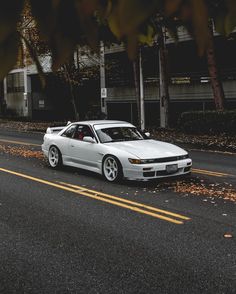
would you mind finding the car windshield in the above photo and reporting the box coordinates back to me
[96,127,144,143]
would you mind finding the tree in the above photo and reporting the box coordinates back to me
[18,2,101,120]
[207,22,225,111]
[168,1,232,111]
[151,1,231,115]
[58,49,100,120]
[0,0,236,124]
[0,0,235,80]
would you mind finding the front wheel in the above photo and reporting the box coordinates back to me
[102,155,123,182]
[48,146,62,168]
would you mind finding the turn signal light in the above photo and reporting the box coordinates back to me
[128,158,142,164]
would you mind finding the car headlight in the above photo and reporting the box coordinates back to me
[140,159,156,164]
[128,158,156,164]
[128,158,142,164]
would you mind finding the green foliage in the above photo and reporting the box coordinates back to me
[0,0,24,42]
[213,0,236,35]
[0,0,24,79]
[178,110,236,135]
[0,33,20,80]
[0,0,236,80]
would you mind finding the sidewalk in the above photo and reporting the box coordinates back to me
[0,119,236,153]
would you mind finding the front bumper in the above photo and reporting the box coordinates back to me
[123,159,192,180]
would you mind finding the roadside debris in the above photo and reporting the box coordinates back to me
[224,234,233,238]
[174,180,236,203]
[152,128,236,153]
[145,177,236,203]
[0,144,44,159]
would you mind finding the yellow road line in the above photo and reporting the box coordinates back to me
[0,139,40,147]
[192,168,230,177]
[58,181,190,221]
[0,167,191,225]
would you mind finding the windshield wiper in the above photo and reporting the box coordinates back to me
[103,139,128,143]
[103,138,144,143]
[124,138,143,141]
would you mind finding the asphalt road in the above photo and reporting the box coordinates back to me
[0,130,235,293]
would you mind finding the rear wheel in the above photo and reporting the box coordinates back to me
[48,146,62,168]
[102,155,123,182]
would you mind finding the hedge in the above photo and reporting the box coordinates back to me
[178,110,236,135]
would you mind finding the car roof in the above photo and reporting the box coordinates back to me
[71,120,134,127]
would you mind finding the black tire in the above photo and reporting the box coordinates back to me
[48,146,62,169]
[102,155,123,182]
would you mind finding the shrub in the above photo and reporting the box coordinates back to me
[178,110,236,135]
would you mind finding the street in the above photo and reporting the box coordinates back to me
[0,130,235,293]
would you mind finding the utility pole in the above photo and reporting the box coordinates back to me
[100,42,107,116]
[159,26,169,128]
[133,58,140,127]
[133,49,145,130]
[139,48,145,130]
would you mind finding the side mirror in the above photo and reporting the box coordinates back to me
[144,132,151,138]
[83,136,96,143]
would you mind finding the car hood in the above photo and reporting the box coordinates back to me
[107,140,187,159]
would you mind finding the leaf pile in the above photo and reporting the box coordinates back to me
[0,144,44,159]
[174,180,236,202]
[145,177,236,203]
[0,119,64,133]
[151,128,236,153]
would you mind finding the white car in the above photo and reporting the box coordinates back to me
[42,120,192,182]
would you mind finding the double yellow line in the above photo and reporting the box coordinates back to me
[0,167,190,225]
[58,181,190,224]
[192,168,230,178]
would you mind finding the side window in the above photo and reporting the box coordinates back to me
[61,125,77,138]
[74,125,94,141]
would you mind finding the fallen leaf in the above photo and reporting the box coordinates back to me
[224,234,233,238]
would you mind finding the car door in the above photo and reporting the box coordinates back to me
[68,124,102,170]
[57,124,77,162]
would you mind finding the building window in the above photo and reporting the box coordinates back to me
[105,52,134,87]
[7,72,24,93]
[171,77,191,84]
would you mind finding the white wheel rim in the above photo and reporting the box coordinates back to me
[49,147,59,167]
[104,157,118,181]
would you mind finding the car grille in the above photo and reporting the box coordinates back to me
[152,154,189,163]
[143,171,156,177]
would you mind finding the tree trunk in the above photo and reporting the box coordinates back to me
[133,57,141,128]
[63,64,80,121]
[158,27,169,128]
[0,81,4,114]
[207,25,225,111]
